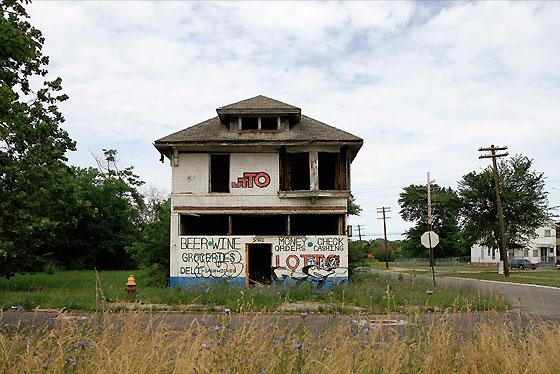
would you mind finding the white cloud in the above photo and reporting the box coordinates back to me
[26,0,560,239]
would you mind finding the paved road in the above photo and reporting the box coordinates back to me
[370,269,560,321]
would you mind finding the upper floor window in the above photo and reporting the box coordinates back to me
[210,154,229,192]
[279,149,348,192]
[544,229,551,237]
[280,152,310,191]
[236,116,281,131]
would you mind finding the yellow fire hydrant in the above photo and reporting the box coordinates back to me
[126,274,136,296]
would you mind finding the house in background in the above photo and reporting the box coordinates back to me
[470,224,557,267]
[154,96,362,289]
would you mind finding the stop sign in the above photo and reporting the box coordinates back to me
[421,231,439,248]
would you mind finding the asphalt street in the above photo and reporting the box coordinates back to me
[371,269,560,321]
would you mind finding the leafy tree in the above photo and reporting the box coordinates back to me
[347,197,361,216]
[126,197,171,286]
[458,155,549,256]
[57,150,145,270]
[0,0,76,277]
[398,184,466,258]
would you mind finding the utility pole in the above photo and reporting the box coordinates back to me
[479,145,510,277]
[427,171,432,231]
[426,172,437,287]
[357,225,364,242]
[377,207,391,269]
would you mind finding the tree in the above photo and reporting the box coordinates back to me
[0,0,76,277]
[56,149,145,270]
[398,184,466,258]
[126,197,171,286]
[458,154,549,255]
[347,197,361,216]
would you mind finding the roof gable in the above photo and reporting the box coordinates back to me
[154,96,363,155]
[216,95,301,122]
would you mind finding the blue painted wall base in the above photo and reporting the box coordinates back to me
[170,277,246,290]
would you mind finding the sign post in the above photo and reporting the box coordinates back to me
[421,231,439,288]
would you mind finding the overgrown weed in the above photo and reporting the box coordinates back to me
[1,310,559,373]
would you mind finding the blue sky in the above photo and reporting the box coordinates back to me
[28,1,560,239]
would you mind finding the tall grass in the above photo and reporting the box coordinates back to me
[1,310,559,373]
[0,270,508,313]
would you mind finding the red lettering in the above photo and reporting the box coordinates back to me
[326,255,340,267]
[301,254,312,266]
[244,173,257,188]
[254,172,270,187]
[286,255,300,270]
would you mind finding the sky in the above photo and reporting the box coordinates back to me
[27,1,560,240]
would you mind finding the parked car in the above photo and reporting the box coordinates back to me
[509,259,537,270]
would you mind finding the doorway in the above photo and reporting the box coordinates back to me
[246,244,272,286]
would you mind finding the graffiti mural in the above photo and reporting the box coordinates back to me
[180,251,244,278]
[231,172,271,188]
[272,264,347,289]
[171,235,348,289]
[271,237,348,289]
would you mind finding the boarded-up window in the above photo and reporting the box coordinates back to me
[210,154,229,192]
[280,150,310,191]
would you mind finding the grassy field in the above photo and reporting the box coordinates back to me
[0,269,508,313]
[1,310,559,373]
[442,270,560,288]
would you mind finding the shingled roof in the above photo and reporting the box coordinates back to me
[154,96,362,150]
[216,95,301,122]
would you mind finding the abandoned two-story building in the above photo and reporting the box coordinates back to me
[154,96,362,289]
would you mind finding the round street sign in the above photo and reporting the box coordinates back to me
[421,231,439,248]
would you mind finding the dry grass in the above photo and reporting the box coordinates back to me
[2,309,560,373]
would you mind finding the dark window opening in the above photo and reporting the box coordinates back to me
[210,154,229,192]
[231,215,287,235]
[180,214,229,235]
[280,152,310,191]
[261,117,278,130]
[319,152,337,190]
[242,117,258,130]
[248,244,272,285]
[290,214,341,235]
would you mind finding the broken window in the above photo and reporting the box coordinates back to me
[210,154,229,192]
[242,117,258,130]
[180,214,229,235]
[280,150,310,191]
[318,150,347,191]
[290,214,341,235]
[319,152,337,190]
[231,215,287,235]
[260,117,278,130]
